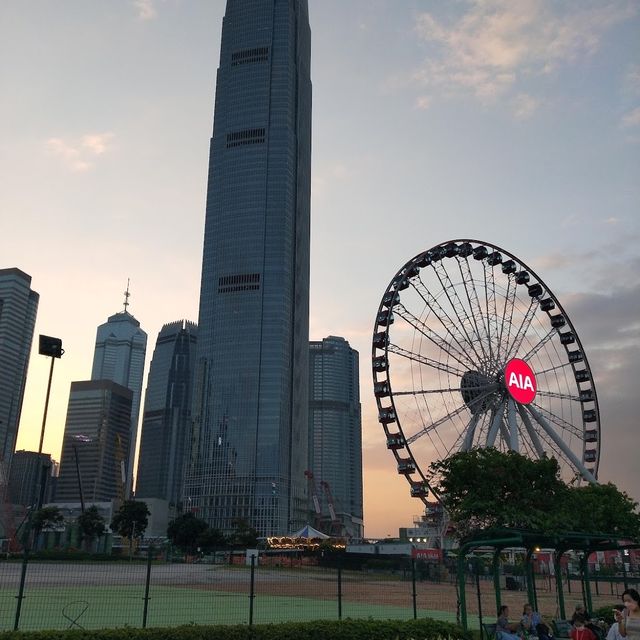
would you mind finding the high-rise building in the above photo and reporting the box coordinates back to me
[0,268,39,465]
[136,320,197,506]
[184,0,312,536]
[56,380,132,503]
[8,450,53,507]
[91,301,146,497]
[308,336,363,539]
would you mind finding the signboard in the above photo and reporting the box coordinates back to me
[505,358,537,404]
[412,548,443,561]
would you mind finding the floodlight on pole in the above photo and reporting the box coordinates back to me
[72,434,91,513]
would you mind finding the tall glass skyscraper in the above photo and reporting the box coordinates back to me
[309,337,363,539]
[91,308,147,498]
[136,320,197,506]
[184,0,311,536]
[0,268,39,466]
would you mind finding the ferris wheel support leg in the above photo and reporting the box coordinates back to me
[525,406,597,484]
[517,404,546,458]
[507,399,519,453]
[462,413,481,451]
[486,402,506,447]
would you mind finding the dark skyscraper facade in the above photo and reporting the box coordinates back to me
[309,337,363,539]
[184,0,311,536]
[0,268,39,466]
[56,380,132,503]
[136,320,197,506]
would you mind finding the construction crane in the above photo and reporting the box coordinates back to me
[319,480,345,537]
[304,470,322,530]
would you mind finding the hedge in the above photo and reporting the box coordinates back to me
[0,618,472,640]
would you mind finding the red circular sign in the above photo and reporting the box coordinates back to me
[504,358,537,404]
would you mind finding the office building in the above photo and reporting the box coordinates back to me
[56,380,132,503]
[309,336,363,539]
[136,320,197,506]
[184,0,312,535]
[8,450,53,507]
[0,268,39,465]
[91,301,146,497]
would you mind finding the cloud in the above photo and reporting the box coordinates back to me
[512,93,539,119]
[45,132,115,172]
[415,95,431,110]
[621,107,640,127]
[134,0,157,20]
[412,0,635,105]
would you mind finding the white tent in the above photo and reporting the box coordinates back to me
[290,524,330,539]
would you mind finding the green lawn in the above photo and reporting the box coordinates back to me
[0,586,476,632]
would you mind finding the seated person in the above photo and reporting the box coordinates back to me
[606,606,625,640]
[571,615,597,640]
[521,603,553,640]
[572,606,591,625]
[498,605,523,640]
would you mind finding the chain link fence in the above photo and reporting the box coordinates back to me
[1,551,637,632]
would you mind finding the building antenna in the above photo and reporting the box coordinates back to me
[123,278,131,313]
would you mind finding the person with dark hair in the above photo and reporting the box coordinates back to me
[522,603,553,640]
[571,615,597,640]
[498,605,523,640]
[608,605,627,640]
[615,588,640,640]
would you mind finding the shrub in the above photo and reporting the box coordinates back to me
[0,618,472,640]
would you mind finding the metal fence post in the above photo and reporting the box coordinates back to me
[476,561,484,640]
[13,547,29,631]
[411,558,418,619]
[142,544,153,628]
[249,554,255,627]
[337,561,342,620]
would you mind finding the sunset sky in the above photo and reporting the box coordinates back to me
[1,0,639,538]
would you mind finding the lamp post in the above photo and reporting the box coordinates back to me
[71,435,91,514]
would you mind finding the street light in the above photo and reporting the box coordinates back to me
[71,435,91,514]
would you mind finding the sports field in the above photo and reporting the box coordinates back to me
[0,560,624,632]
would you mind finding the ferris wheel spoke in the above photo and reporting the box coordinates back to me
[525,405,596,484]
[387,342,467,378]
[457,258,491,362]
[520,327,556,361]
[410,279,480,368]
[461,413,481,451]
[506,399,520,453]
[394,303,474,370]
[503,297,538,363]
[483,262,500,367]
[517,404,547,458]
[534,361,573,376]
[485,400,507,447]
[494,275,515,365]
[393,383,498,396]
[431,260,486,365]
[535,389,581,402]
[406,403,470,445]
[529,401,584,439]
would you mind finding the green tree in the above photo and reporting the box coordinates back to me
[427,448,568,539]
[561,482,640,538]
[167,512,208,554]
[111,500,150,543]
[77,505,106,550]
[228,518,259,548]
[197,527,227,553]
[32,506,64,534]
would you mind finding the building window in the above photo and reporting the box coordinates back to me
[231,47,269,66]
[218,273,261,294]
[226,128,266,148]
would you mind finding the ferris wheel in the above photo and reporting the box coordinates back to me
[371,240,600,504]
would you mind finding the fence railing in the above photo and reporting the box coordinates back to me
[1,550,637,632]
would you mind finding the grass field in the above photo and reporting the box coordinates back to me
[0,585,469,631]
